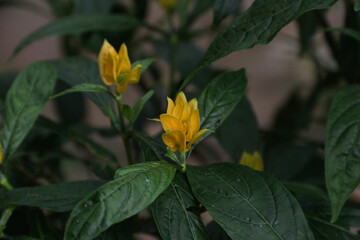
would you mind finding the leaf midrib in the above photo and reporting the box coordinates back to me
[206,168,283,240]
[3,69,41,159]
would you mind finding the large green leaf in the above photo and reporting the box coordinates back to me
[0,180,105,212]
[213,0,242,26]
[11,15,141,57]
[0,62,57,162]
[152,173,206,240]
[187,163,314,240]
[64,161,176,240]
[50,57,117,124]
[198,69,247,133]
[180,0,337,89]
[325,85,360,223]
[306,216,359,240]
[215,97,259,162]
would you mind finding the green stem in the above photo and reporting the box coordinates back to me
[0,207,14,238]
[0,175,13,237]
[179,151,186,172]
[116,95,134,165]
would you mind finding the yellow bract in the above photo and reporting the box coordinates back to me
[239,151,264,171]
[159,0,177,11]
[98,40,141,94]
[158,92,209,152]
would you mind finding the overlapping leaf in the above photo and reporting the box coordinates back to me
[198,69,247,133]
[50,57,117,124]
[152,173,206,240]
[180,0,338,89]
[0,180,105,212]
[0,62,57,162]
[64,161,176,240]
[187,163,314,240]
[325,84,360,223]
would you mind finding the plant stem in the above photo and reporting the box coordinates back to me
[116,95,134,165]
[0,175,13,237]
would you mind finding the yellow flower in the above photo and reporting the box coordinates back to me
[98,40,141,94]
[239,151,264,171]
[159,0,176,11]
[156,92,209,152]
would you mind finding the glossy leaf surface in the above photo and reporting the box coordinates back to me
[198,69,247,133]
[0,180,105,212]
[187,163,314,240]
[64,161,176,240]
[0,62,57,162]
[152,173,206,240]
[325,85,360,222]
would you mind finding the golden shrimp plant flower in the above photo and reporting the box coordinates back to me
[239,151,264,171]
[98,40,141,94]
[159,0,177,11]
[156,92,209,152]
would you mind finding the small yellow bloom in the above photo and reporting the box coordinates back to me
[159,0,176,11]
[98,40,141,94]
[239,151,264,171]
[156,92,209,152]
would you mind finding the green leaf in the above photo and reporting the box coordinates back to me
[284,182,329,201]
[215,97,259,162]
[74,0,116,14]
[50,57,117,124]
[132,90,154,126]
[213,0,242,26]
[0,62,57,162]
[11,15,141,57]
[306,216,359,240]
[325,84,360,223]
[121,104,134,122]
[325,28,360,42]
[187,163,314,240]
[205,221,231,240]
[152,173,206,240]
[264,142,317,180]
[180,0,337,89]
[198,69,247,133]
[0,180,105,212]
[52,83,115,99]
[132,58,157,73]
[131,131,167,162]
[355,0,360,11]
[64,161,176,240]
